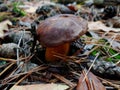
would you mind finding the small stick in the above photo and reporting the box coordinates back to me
[52,73,76,88]
[0,57,16,63]
[10,72,32,90]
[98,77,120,90]
[82,52,100,82]
[0,63,14,76]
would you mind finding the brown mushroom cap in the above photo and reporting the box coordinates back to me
[37,14,88,47]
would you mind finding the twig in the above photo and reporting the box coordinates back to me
[3,55,34,84]
[10,72,32,90]
[0,63,14,76]
[0,57,16,63]
[98,77,120,90]
[2,65,48,85]
[52,73,76,88]
[82,52,100,82]
[16,30,24,65]
[0,56,33,63]
[115,60,120,66]
[83,45,99,56]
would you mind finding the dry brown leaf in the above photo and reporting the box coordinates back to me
[10,83,69,90]
[0,20,12,38]
[76,70,106,90]
[88,21,120,32]
[19,0,53,13]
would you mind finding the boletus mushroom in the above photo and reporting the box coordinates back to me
[37,14,88,62]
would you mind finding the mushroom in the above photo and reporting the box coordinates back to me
[37,14,88,62]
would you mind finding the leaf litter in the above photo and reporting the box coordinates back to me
[0,0,120,90]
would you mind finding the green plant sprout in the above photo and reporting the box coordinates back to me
[12,2,26,16]
[90,38,120,63]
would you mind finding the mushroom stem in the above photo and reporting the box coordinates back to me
[45,43,70,62]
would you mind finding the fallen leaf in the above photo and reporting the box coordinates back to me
[10,83,69,90]
[0,20,12,38]
[19,1,53,13]
[76,70,106,90]
[88,21,120,32]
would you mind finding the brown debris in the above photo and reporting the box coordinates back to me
[76,70,106,90]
